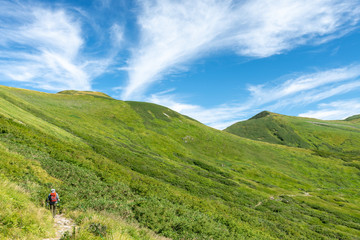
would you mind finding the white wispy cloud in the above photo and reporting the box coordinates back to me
[0,1,122,91]
[148,64,360,129]
[231,0,360,57]
[123,0,232,99]
[299,99,360,120]
[122,0,360,99]
[248,65,360,108]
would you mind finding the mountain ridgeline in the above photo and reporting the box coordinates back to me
[225,111,360,162]
[0,85,360,239]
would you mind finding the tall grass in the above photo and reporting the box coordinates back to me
[0,176,54,239]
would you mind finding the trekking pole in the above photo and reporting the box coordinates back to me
[97,229,105,240]
[57,202,61,214]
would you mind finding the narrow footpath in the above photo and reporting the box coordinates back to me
[254,192,312,208]
[43,214,76,240]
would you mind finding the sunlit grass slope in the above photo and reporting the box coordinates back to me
[0,85,360,239]
[345,114,360,123]
[225,111,360,161]
[0,175,54,239]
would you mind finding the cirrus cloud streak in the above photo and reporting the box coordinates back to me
[123,0,360,99]
[0,0,122,91]
[299,100,360,120]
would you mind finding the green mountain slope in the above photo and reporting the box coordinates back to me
[345,114,360,123]
[1,85,360,239]
[225,111,360,161]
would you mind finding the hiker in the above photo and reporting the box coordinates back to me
[46,189,60,218]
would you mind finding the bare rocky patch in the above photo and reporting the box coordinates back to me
[43,214,76,240]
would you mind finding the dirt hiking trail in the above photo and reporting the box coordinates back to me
[43,214,75,240]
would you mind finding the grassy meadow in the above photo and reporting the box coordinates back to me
[0,85,359,239]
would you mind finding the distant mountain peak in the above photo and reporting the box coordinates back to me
[249,111,274,120]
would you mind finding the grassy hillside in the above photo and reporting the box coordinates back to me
[0,175,54,239]
[345,114,360,123]
[1,85,360,239]
[225,111,360,161]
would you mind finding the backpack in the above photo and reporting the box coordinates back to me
[50,192,57,202]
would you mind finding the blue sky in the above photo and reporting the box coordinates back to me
[1,0,360,129]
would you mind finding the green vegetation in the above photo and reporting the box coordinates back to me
[345,114,360,122]
[225,111,360,159]
[1,85,360,239]
[0,175,54,239]
[226,111,312,148]
[57,90,113,99]
[62,210,168,240]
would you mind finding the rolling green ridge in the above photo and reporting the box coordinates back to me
[225,111,360,163]
[345,114,360,122]
[0,85,360,239]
